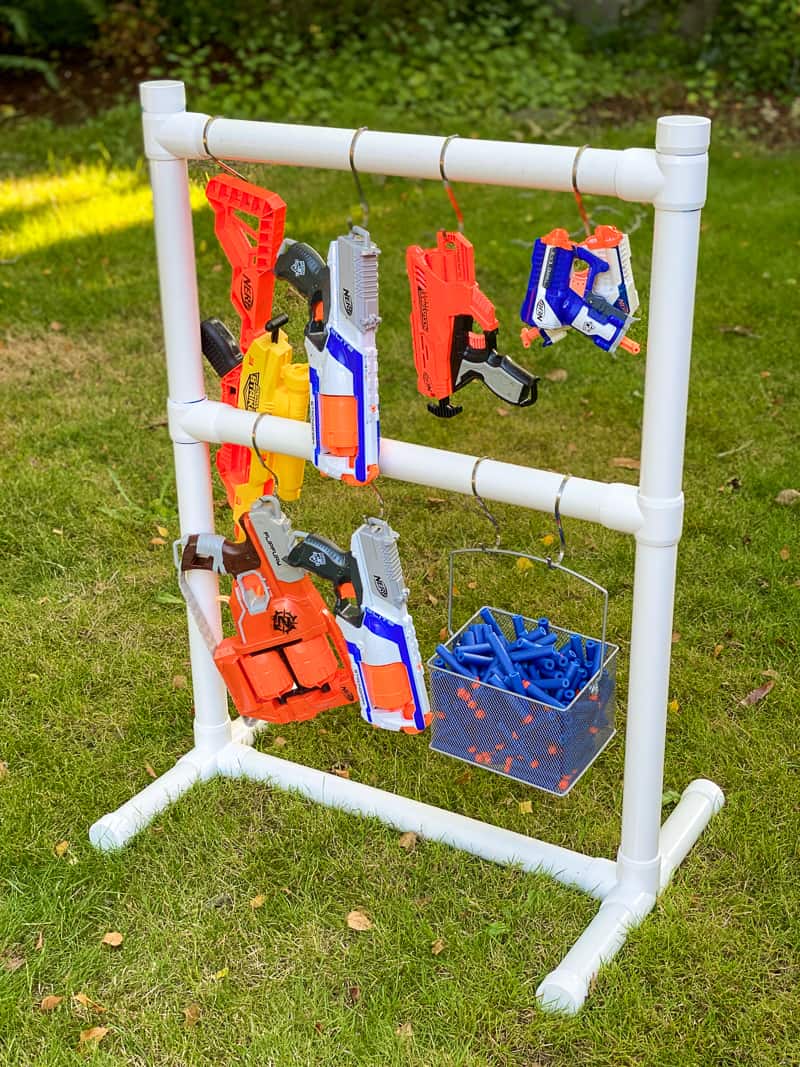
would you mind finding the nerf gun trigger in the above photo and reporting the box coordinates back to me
[457,326,538,408]
[286,533,363,619]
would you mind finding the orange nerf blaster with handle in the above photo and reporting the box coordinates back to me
[407,230,538,418]
[202,175,309,525]
[176,496,356,724]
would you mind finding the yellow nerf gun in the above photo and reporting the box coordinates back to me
[200,314,309,532]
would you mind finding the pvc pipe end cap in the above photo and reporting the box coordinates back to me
[536,968,587,1015]
[683,777,725,815]
[88,816,126,852]
[656,116,711,155]
[140,80,186,114]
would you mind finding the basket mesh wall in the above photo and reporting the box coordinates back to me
[428,608,617,795]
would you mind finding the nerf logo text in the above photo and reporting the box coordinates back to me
[373,575,388,598]
[342,288,354,316]
[417,288,429,332]
[243,372,261,411]
[241,275,254,310]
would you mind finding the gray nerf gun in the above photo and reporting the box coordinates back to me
[287,517,431,733]
[275,227,381,484]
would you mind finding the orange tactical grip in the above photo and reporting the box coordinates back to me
[319,394,358,457]
[361,660,414,718]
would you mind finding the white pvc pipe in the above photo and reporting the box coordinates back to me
[617,116,710,897]
[659,778,724,888]
[143,84,232,754]
[217,744,617,899]
[155,109,664,204]
[178,400,644,535]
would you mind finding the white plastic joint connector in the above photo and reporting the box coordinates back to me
[636,492,684,547]
[653,115,711,212]
[168,397,206,444]
[141,80,188,161]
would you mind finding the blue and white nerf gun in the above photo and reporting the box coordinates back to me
[275,227,380,485]
[519,225,640,355]
[287,518,431,733]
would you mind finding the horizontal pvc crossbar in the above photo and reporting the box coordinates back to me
[155,112,664,204]
[176,400,644,535]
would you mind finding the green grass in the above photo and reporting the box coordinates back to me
[1,107,799,1066]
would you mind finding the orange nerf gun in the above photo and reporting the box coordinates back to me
[407,230,538,418]
[202,175,309,526]
[176,496,356,724]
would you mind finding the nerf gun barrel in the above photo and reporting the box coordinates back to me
[176,496,356,724]
[200,316,310,527]
[407,230,538,418]
[287,519,431,733]
[275,227,380,485]
[520,226,640,354]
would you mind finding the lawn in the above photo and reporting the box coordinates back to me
[1,101,799,1066]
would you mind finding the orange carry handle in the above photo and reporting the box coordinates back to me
[205,175,287,354]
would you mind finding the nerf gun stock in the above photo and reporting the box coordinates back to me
[520,226,640,354]
[407,230,538,418]
[287,519,431,733]
[177,496,356,724]
[276,227,380,484]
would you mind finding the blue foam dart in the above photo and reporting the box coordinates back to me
[479,608,505,639]
[456,651,494,668]
[460,628,476,646]
[512,614,528,639]
[569,633,588,668]
[510,644,556,664]
[435,644,477,679]
[486,629,515,674]
[457,640,493,655]
[523,679,567,709]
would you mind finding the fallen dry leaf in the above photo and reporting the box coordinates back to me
[427,593,439,606]
[718,324,760,339]
[2,953,24,973]
[249,894,266,909]
[78,1026,108,1047]
[49,321,64,332]
[0,760,7,779]
[467,580,477,589]
[610,457,640,470]
[545,368,568,382]
[496,407,510,417]
[741,680,774,706]
[54,840,69,858]
[150,537,167,546]
[73,992,106,1012]
[518,800,533,814]
[346,984,361,1005]
[396,1022,413,1038]
[172,674,188,689]
[398,831,418,851]
[426,497,446,506]
[272,736,287,747]
[332,765,351,779]
[439,627,448,641]
[144,763,157,779]
[431,938,445,956]
[454,769,472,785]
[775,488,800,506]
[713,644,724,658]
[39,995,63,1011]
[183,1003,201,1027]
[100,931,123,948]
[672,631,681,643]
[346,910,373,932]
[779,545,790,561]
[156,525,169,538]
[52,527,63,536]
[668,699,680,714]
[214,967,229,980]
[35,931,44,951]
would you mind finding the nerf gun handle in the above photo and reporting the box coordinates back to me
[287,530,430,733]
[274,240,330,349]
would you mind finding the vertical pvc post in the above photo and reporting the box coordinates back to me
[141,81,231,754]
[617,116,711,895]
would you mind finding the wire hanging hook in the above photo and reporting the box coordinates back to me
[471,457,501,549]
[546,475,570,568]
[439,134,464,233]
[250,412,281,496]
[571,143,592,238]
[348,126,369,230]
[202,116,248,182]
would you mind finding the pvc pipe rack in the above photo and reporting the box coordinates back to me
[90,80,725,1015]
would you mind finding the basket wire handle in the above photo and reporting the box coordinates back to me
[447,471,608,694]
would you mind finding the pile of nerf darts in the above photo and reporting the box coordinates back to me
[433,608,603,710]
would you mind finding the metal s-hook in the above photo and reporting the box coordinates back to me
[202,115,248,181]
[348,126,369,230]
[471,456,501,549]
[546,475,570,568]
[440,134,464,233]
[571,143,592,238]
[250,412,281,496]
